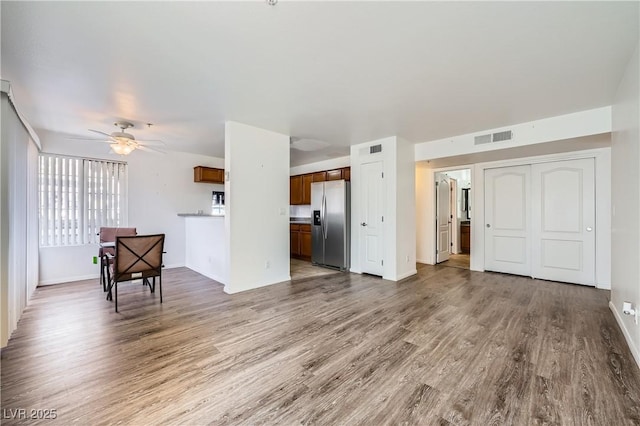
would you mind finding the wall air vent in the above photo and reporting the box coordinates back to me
[474,130,513,145]
[492,130,513,142]
[370,144,382,154]
[474,134,492,145]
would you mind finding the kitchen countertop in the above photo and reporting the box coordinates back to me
[178,213,225,217]
[290,217,311,224]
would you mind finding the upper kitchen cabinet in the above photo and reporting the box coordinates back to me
[312,172,327,182]
[290,167,350,205]
[302,174,313,205]
[194,166,224,184]
[343,167,350,181]
[290,175,303,205]
[326,169,343,181]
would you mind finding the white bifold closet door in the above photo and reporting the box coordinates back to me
[484,158,595,286]
[531,158,595,285]
[484,165,532,276]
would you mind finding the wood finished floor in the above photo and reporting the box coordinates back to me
[290,258,340,280]
[2,264,640,425]
[441,254,470,270]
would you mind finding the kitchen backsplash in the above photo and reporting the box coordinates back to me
[290,205,311,218]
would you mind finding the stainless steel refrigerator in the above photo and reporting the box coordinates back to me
[311,180,350,270]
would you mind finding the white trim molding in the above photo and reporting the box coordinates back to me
[1,80,41,150]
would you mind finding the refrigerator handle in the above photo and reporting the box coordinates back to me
[320,194,325,239]
[323,193,328,239]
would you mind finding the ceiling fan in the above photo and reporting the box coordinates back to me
[87,121,165,155]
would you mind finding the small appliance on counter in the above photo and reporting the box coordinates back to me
[311,180,350,270]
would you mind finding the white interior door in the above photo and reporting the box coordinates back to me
[449,178,459,254]
[484,165,531,276]
[532,158,595,285]
[360,161,384,276]
[436,173,451,263]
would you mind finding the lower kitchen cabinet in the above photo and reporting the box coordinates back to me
[460,223,470,254]
[300,226,312,258]
[290,223,312,260]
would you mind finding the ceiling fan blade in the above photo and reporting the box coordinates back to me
[66,135,103,140]
[137,145,165,154]
[136,139,165,146]
[88,129,114,138]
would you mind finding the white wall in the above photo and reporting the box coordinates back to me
[415,107,611,162]
[38,129,224,284]
[224,121,290,294]
[184,216,226,285]
[611,43,640,367]
[350,136,416,281]
[394,137,417,280]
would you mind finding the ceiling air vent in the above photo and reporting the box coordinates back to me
[370,144,382,154]
[492,130,513,142]
[474,134,492,145]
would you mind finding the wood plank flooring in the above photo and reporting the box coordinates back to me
[2,264,639,425]
[441,254,470,270]
[290,258,339,280]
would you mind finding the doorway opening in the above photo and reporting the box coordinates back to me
[434,168,472,270]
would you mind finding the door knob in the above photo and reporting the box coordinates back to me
[586,227,593,232]
[486,224,491,228]
[361,222,367,227]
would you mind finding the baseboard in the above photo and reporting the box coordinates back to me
[39,274,99,286]
[38,264,185,286]
[397,269,418,281]
[384,269,418,282]
[224,275,291,294]
[609,301,640,369]
[416,258,431,265]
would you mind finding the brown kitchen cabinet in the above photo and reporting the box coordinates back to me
[300,224,312,259]
[326,169,343,181]
[460,223,471,254]
[290,224,301,256]
[290,176,303,205]
[342,167,350,181]
[302,174,313,205]
[194,166,224,184]
[290,223,312,260]
[290,167,350,205]
[312,171,327,182]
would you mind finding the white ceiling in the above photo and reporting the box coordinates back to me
[1,1,638,166]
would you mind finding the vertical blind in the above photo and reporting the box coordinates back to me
[39,154,127,246]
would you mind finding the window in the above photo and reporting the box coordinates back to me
[38,154,128,247]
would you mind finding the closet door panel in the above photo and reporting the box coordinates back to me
[532,158,595,285]
[484,165,531,276]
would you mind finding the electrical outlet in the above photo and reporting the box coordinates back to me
[405,255,410,263]
[265,260,270,269]
[623,301,639,324]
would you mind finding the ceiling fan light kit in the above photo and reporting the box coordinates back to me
[109,122,137,155]
[111,142,135,155]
